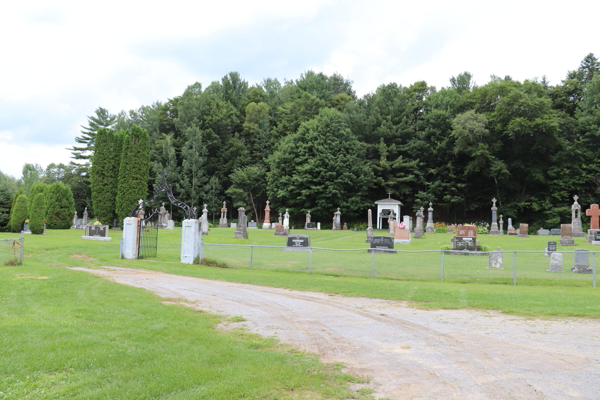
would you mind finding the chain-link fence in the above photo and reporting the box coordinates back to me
[201,242,597,287]
[0,232,25,266]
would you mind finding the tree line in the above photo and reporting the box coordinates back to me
[2,53,600,232]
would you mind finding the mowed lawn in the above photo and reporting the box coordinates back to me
[2,227,600,398]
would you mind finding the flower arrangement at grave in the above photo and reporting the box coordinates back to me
[93,221,102,226]
[435,222,447,234]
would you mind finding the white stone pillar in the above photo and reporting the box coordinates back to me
[181,219,201,264]
[122,217,140,259]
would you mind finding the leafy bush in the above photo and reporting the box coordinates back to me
[10,194,28,232]
[29,193,46,234]
[45,182,76,229]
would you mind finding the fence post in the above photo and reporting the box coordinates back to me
[308,248,312,274]
[20,231,24,265]
[248,245,253,270]
[440,250,444,282]
[200,237,204,262]
[512,251,517,286]
[371,249,376,278]
[593,253,596,288]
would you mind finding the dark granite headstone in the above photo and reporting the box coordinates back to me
[595,232,600,241]
[550,229,561,236]
[305,222,317,229]
[548,241,557,253]
[368,236,395,253]
[454,237,477,251]
[285,234,311,251]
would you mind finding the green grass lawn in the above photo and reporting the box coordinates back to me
[2,227,600,398]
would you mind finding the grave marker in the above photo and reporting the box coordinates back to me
[284,234,312,252]
[586,204,600,244]
[518,223,529,238]
[368,236,395,253]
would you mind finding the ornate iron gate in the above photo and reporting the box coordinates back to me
[138,212,158,259]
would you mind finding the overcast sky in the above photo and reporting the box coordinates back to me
[1,0,599,178]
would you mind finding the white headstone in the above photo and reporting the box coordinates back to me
[317,222,321,230]
[167,220,174,230]
[122,217,139,259]
[180,219,201,264]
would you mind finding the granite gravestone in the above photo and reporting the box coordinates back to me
[72,211,78,228]
[284,234,312,252]
[219,201,228,228]
[586,204,600,244]
[488,248,504,269]
[507,217,517,235]
[560,224,575,246]
[366,209,373,243]
[234,208,248,239]
[332,207,341,230]
[306,222,317,229]
[489,198,500,235]
[499,215,504,235]
[550,229,561,236]
[453,237,477,251]
[538,228,550,236]
[572,195,585,237]
[394,227,411,245]
[573,249,591,274]
[369,236,395,253]
[248,221,258,229]
[263,201,271,229]
[518,223,529,238]
[83,224,112,241]
[414,207,425,239]
[548,241,557,253]
[426,202,435,233]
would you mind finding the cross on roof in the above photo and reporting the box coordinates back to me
[387,191,392,198]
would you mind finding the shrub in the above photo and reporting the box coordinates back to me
[28,182,48,218]
[29,193,46,234]
[45,182,76,229]
[10,194,28,232]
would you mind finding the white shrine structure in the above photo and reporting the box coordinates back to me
[375,194,403,230]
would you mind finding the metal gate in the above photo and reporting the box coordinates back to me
[138,213,158,259]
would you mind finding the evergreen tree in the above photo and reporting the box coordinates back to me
[116,125,150,222]
[8,188,24,228]
[10,194,28,233]
[29,193,46,234]
[28,182,48,218]
[179,126,207,208]
[69,107,116,164]
[91,128,124,225]
[0,183,13,232]
[45,182,76,229]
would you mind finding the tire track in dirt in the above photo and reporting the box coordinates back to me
[70,266,600,400]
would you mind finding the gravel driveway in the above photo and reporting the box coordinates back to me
[72,266,600,400]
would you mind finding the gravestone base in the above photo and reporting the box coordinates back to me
[488,250,504,269]
[572,265,593,274]
[560,237,576,246]
[508,229,517,235]
[587,229,600,244]
[368,248,396,254]
[548,253,564,272]
[82,236,113,241]
[592,241,600,245]
[489,224,500,236]
[426,225,435,234]
[263,223,271,229]
[518,233,529,238]
[394,239,412,245]
[414,228,425,239]
[572,219,585,237]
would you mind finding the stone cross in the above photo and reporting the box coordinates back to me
[586,204,600,230]
[492,198,497,208]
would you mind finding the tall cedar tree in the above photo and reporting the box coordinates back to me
[29,193,46,234]
[28,182,48,218]
[92,128,124,224]
[45,182,76,229]
[116,125,150,222]
[10,194,28,232]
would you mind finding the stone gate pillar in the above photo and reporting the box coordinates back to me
[122,217,140,259]
[181,219,201,264]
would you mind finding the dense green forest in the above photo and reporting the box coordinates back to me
[2,53,600,232]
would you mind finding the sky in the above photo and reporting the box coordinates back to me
[1,0,599,178]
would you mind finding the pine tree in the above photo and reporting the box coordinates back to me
[45,182,76,229]
[69,107,116,164]
[0,183,14,232]
[10,194,28,233]
[91,128,124,225]
[116,125,150,222]
[29,193,46,234]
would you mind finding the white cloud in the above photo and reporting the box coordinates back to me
[0,140,72,178]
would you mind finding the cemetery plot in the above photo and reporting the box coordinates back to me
[443,250,514,283]
[514,252,594,283]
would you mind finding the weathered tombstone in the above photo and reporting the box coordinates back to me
[499,215,504,235]
[75,219,83,229]
[560,224,575,246]
[83,207,89,226]
[585,204,600,244]
[230,222,237,229]
[248,220,258,229]
[201,204,209,235]
[550,228,561,236]
[538,228,550,236]
[394,226,411,244]
[426,202,435,233]
[271,222,276,229]
[507,217,517,235]
[275,223,288,236]
[304,210,315,230]
[388,213,396,235]
[23,221,30,233]
[158,203,167,228]
[414,207,425,239]
[263,200,271,229]
[72,211,78,228]
[83,224,112,241]
[284,234,312,252]
[278,212,283,225]
[548,252,564,273]
[573,249,591,273]
[306,222,316,229]
[518,223,529,238]
[167,220,174,230]
[489,198,500,236]
[317,222,321,230]
[219,201,228,228]
[447,225,454,233]
[343,222,348,230]
[234,207,248,239]
[332,207,341,230]
[368,236,395,253]
[488,248,504,269]
[572,195,585,237]
[366,209,373,243]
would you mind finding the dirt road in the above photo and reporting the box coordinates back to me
[72,266,600,399]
